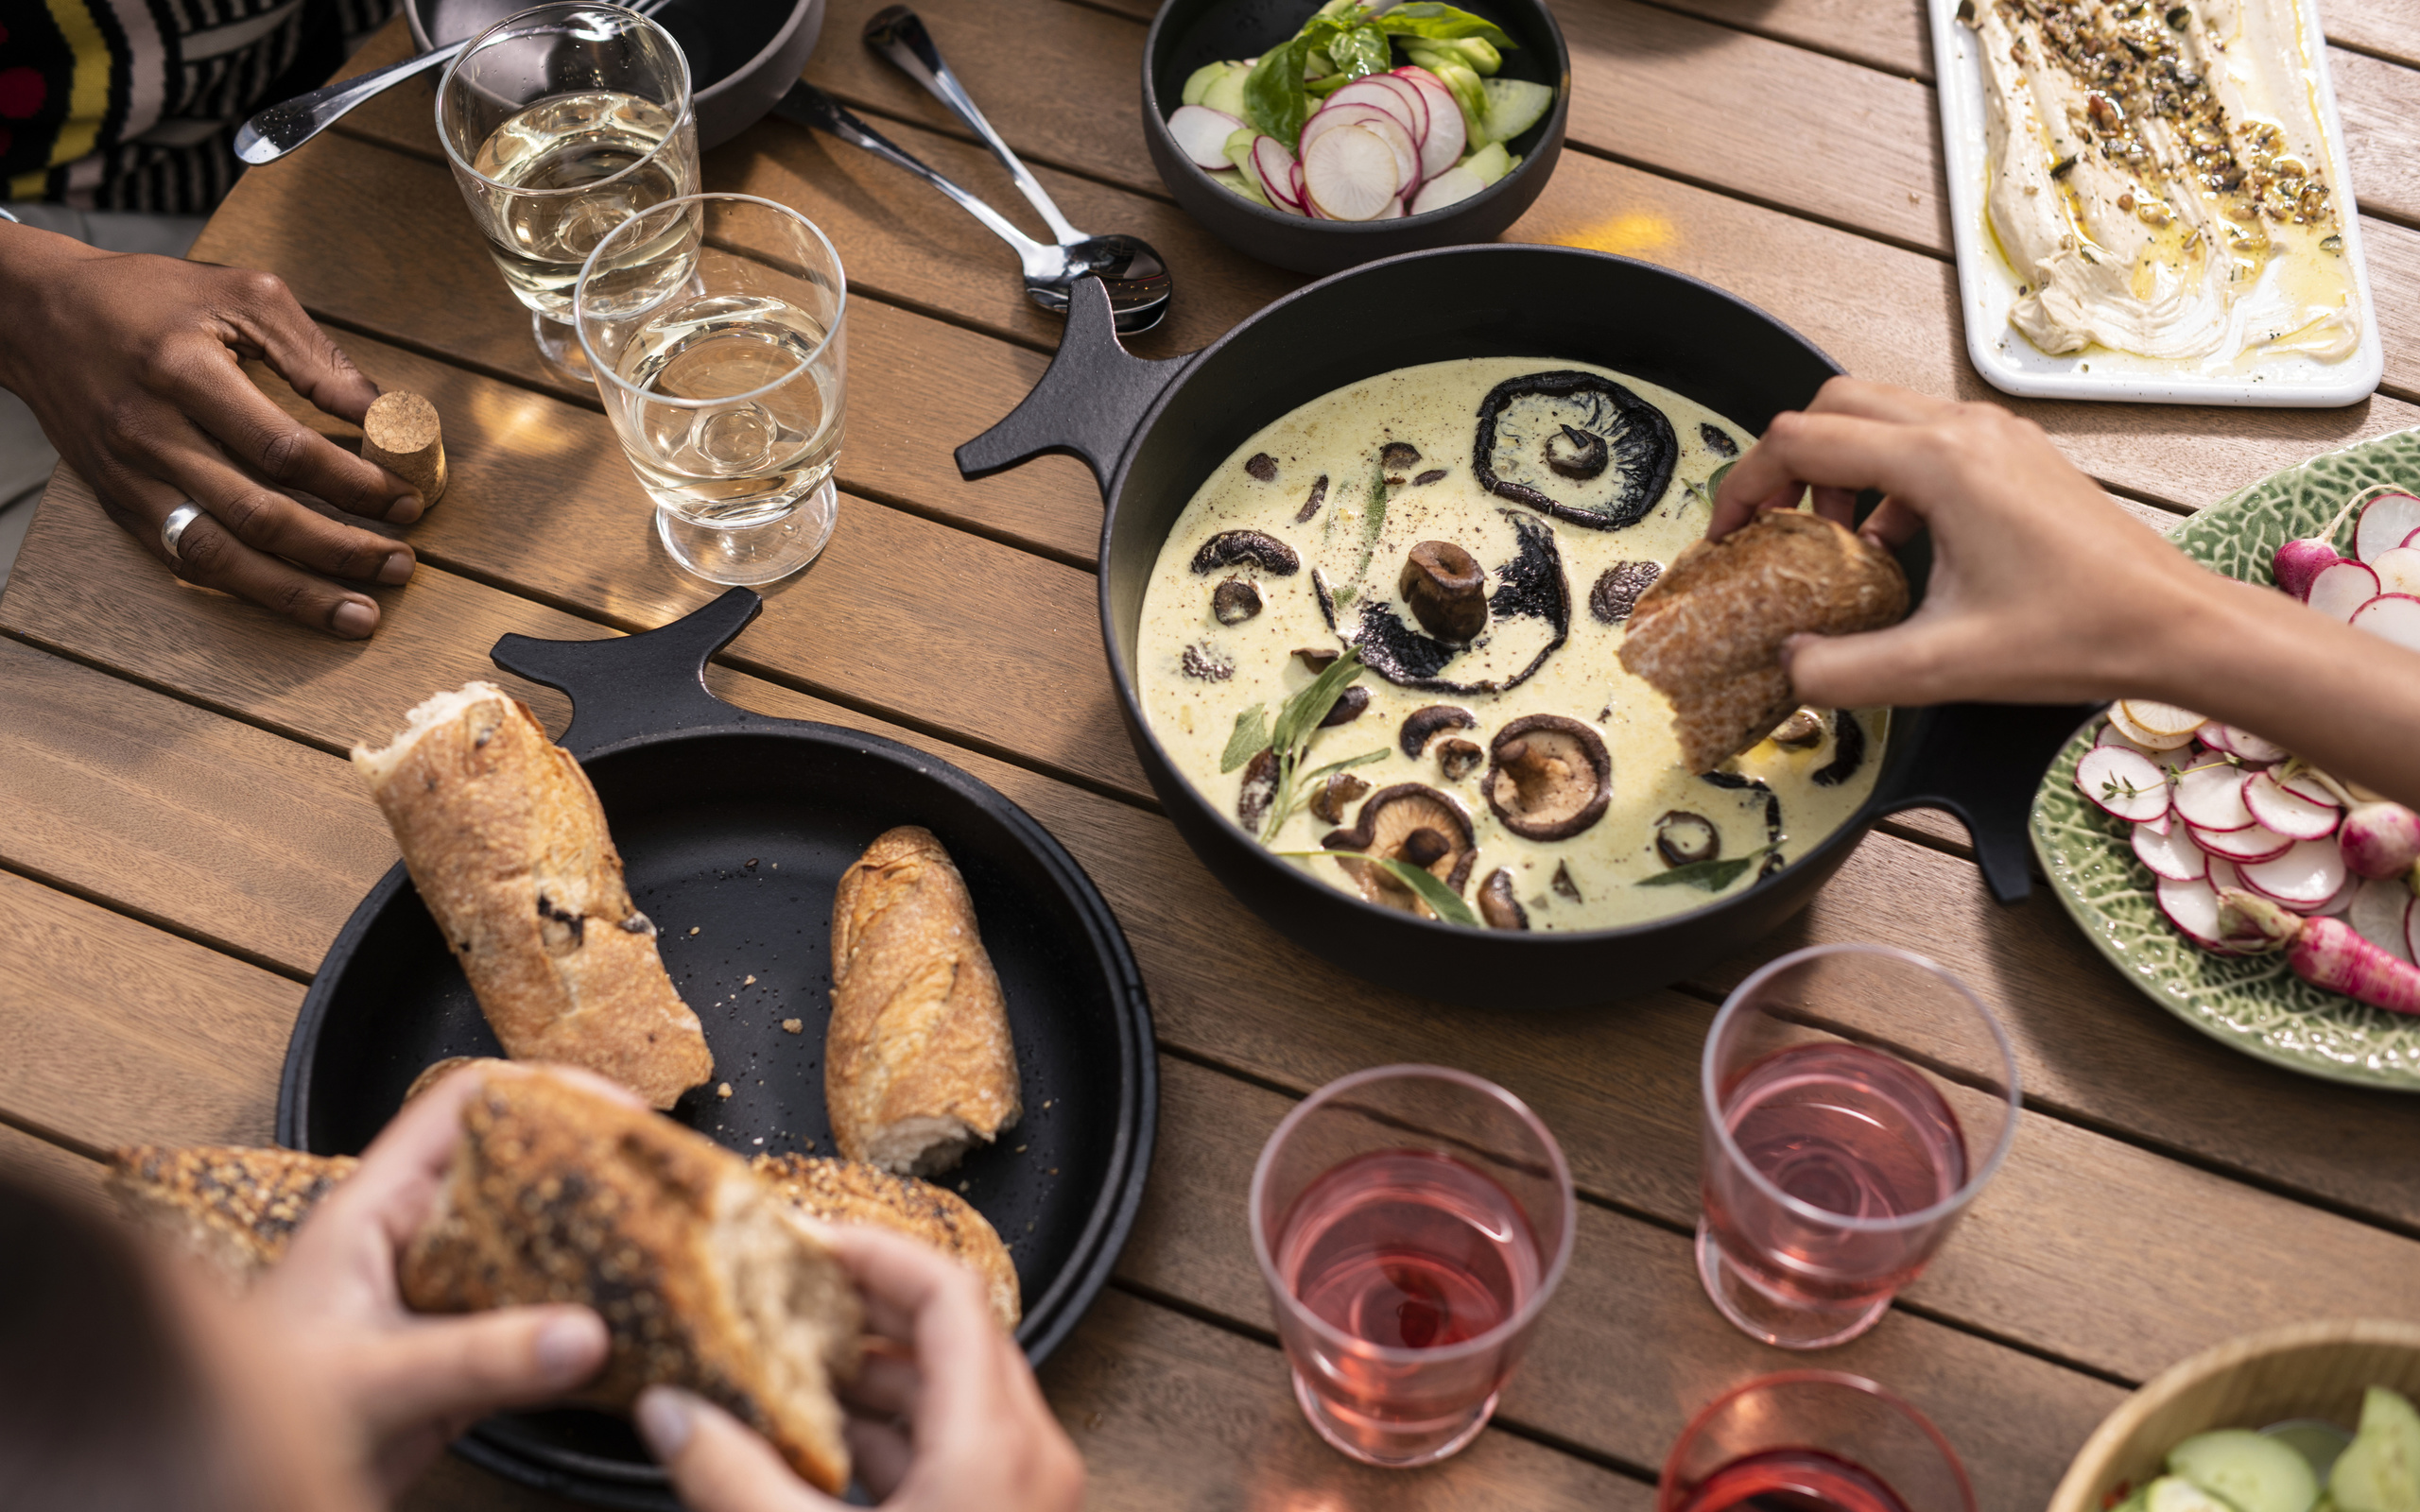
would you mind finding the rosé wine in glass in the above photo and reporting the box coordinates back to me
[1659,1372,1973,1512]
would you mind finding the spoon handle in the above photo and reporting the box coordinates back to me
[860,6,1085,246]
[233,43,463,164]
[772,84,1048,264]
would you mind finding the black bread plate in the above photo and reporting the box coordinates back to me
[959,247,2095,1009]
[278,591,1155,1510]
[1143,0,1569,274]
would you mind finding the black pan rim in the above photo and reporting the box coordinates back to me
[1087,240,1924,946]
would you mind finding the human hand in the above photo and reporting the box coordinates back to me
[0,223,424,637]
[636,1226,1083,1512]
[1707,378,2213,709]
[245,1065,618,1493]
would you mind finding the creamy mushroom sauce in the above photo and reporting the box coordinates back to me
[1137,356,1889,933]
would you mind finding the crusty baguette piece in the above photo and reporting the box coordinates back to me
[402,1071,861,1493]
[352,683,714,1109]
[405,1055,507,1104]
[753,1153,1020,1330]
[1618,510,1909,772]
[109,1145,357,1288]
[826,827,1022,1177]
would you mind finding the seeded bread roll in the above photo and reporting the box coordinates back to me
[753,1152,1020,1330]
[109,1145,357,1288]
[401,1071,862,1494]
[826,827,1022,1177]
[352,683,714,1108]
[1618,510,1909,772]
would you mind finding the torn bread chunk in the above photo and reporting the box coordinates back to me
[754,1152,1021,1331]
[825,827,1022,1177]
[109,1145,357,1289]
[352,683,713,1108]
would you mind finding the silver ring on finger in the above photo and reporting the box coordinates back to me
[160,501,206,560]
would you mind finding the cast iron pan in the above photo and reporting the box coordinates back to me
[279,590,1155,1510]
[408,0,826,150]
[957,246,2096,1010]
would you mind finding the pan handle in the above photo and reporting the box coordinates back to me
[1867,700,2098,904]
[954,275,1190,496]
[490,588,764,761]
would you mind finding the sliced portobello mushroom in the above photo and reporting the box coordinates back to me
[1398,541,1488,642]
[1478,868,1529,930]
[1318,686,1372,727]
[1699,422,1739,457]
[1380,440,1423,471]
[1485,715,1612,841]
[1332,511,1570,694]
[1399,704,1477,758]
[1294,475,1329,524]
[1211,577,1262,625]
[1236,748,1278,831]
[1245,453,1278,481]
[1588,560,1663,625]
[1321,783,1478,915]
[1309,771,1373,825]
[1192,530,1300,576]
[1473,370,1679,531]
[1436,737,1484,782]
[1551,860,1582,902]
[1295,646,1340,674]
[1812,710,1868,785]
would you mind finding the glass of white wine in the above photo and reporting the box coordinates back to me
[575,193,846,586]
[437,2,698,381]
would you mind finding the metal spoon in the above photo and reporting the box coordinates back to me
[773,83,1170,334]
[857,7,1171,330]
[232,0,675,166]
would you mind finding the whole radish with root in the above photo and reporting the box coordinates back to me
[2273,484,2414,601]
[2219,890,2420,1015]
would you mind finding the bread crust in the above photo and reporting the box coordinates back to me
[825,827,1021,1175]
[108,1145,357,1287]
[352,684,713,1108]
[753,1153,1021,1330]
[1618,510,1909,772]
[401,1073,861,1493]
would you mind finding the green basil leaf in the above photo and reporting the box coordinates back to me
[1271,646,1366,755]
[1329,24,1392,79]
[1220,703,1270,773]
[1270,850,1482,927]
[1635,845,1776,892]
[1243,33,1319,142]
[1379,3,1516,48]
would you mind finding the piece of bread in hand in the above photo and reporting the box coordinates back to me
[109,1145,357,1288]
[1618,509,1909,772]
[753,1152,1021,1331]
[826,827,1022,1177]
[352,683,714,1108]
[402,1070,862,1494]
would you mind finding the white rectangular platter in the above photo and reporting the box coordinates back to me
[1928,0,2383,406]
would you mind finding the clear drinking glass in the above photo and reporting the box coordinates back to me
[1249,1065,1575,1469]
[1697,944,2020,1350]
[575,193,845,586]
[1658,1370,1976,1512]
[437,1,699,380]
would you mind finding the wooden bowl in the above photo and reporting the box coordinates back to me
[2049,1319,2420,1512]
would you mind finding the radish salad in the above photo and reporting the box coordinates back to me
[1165,1,1555,221]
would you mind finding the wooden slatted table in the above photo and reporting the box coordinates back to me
[4,2,2418,1506]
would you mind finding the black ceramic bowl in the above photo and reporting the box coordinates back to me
[1143,0,1569,275]
[409,0,825,149]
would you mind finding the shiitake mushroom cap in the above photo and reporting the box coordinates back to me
[1398,704,1477,758]
[1320,783,1478,914]
[1484,715,1613,841]
[1211,577,1262,625]
[1436,738,1483,782]
[1654,810,1720,867]
[1478,868,1529,930]
[1192,530,1299,576]
[1318,685,1372,728]
[1399,541,1489,643]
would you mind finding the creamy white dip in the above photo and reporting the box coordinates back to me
[1975,0,2359,367]
[1136,357,1887,934]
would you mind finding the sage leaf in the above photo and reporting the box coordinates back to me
[1378,2,1517,47]
[1698,457,1738,510]
[1271,849,1481,927]
[1298,747,1388,786]
[1635,844,1777,892]
[1271,646,1366,755]
[1220,704,1270,774]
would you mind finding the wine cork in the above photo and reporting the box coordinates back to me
[362,390,447,507]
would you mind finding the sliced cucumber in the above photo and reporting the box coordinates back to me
[1202,64,1249,119]
[1222,126,1259,179]
[2270,1421,2359,1484]
[2332,1387,2420,1512]
[1210,166,1270,208]
[1461,140,1514,186]
[1181,60,1226,108]
[1478,77,1555,146]
[2171,1428,2321,1512]
[2149,1476,2242,1512]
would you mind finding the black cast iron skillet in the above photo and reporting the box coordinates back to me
[279,590,1155,1510]
[408,0,826,150]
[958,245,2093,1010]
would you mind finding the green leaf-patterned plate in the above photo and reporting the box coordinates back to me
[2031,427,2420,1090]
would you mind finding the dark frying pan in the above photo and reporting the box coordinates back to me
[957,245,2094,1010]
[407,0,826,149]
[279,590,1155,1510]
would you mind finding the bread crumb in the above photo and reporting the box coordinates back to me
[1014,1144,1028,1154]
[717,1082,733,1098]
[752,1136,764,1144]
[688,926,700,936]
[744,974,757,985]
[781,1018,803,1034]
[959,1181,969,1192]
[1048,1167,1059,1176]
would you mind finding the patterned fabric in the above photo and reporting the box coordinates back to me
[0,0,395,214]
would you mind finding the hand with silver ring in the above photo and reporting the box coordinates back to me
[0,218,426,638]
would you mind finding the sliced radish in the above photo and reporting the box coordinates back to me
[2356,491,2420,564]
[1409,163,1488,215]
[2158,876,2235,952]
[1392,65,1466,178]
[1303,125,1407,221]
[1361,73,1430,145]
[1302,104,1417,186]
[2117,698,2204,738]
[2372,546,2420,597]
[2197,722,2289,765]
[2133,821,2207,882]
[2190,821,2294,864]
[2174,762,2256,831]
[2240,836,2349,907]
[1326,80,1423,146]
[2308,559,2382,622]
[2280,770,2337,805]
[2242,769,2342,840]
[1251,135,1303,210]
[2350,879,2418,963]
[2351,593,2420,652]
[2075,747,2169,822]
[2106,701,2197,751]
[2206,856,2247,894]
[2141,806,2172,836]
[2307,866,2361,918]
[1168,105,1247,170]
[2407,895,2420,967]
